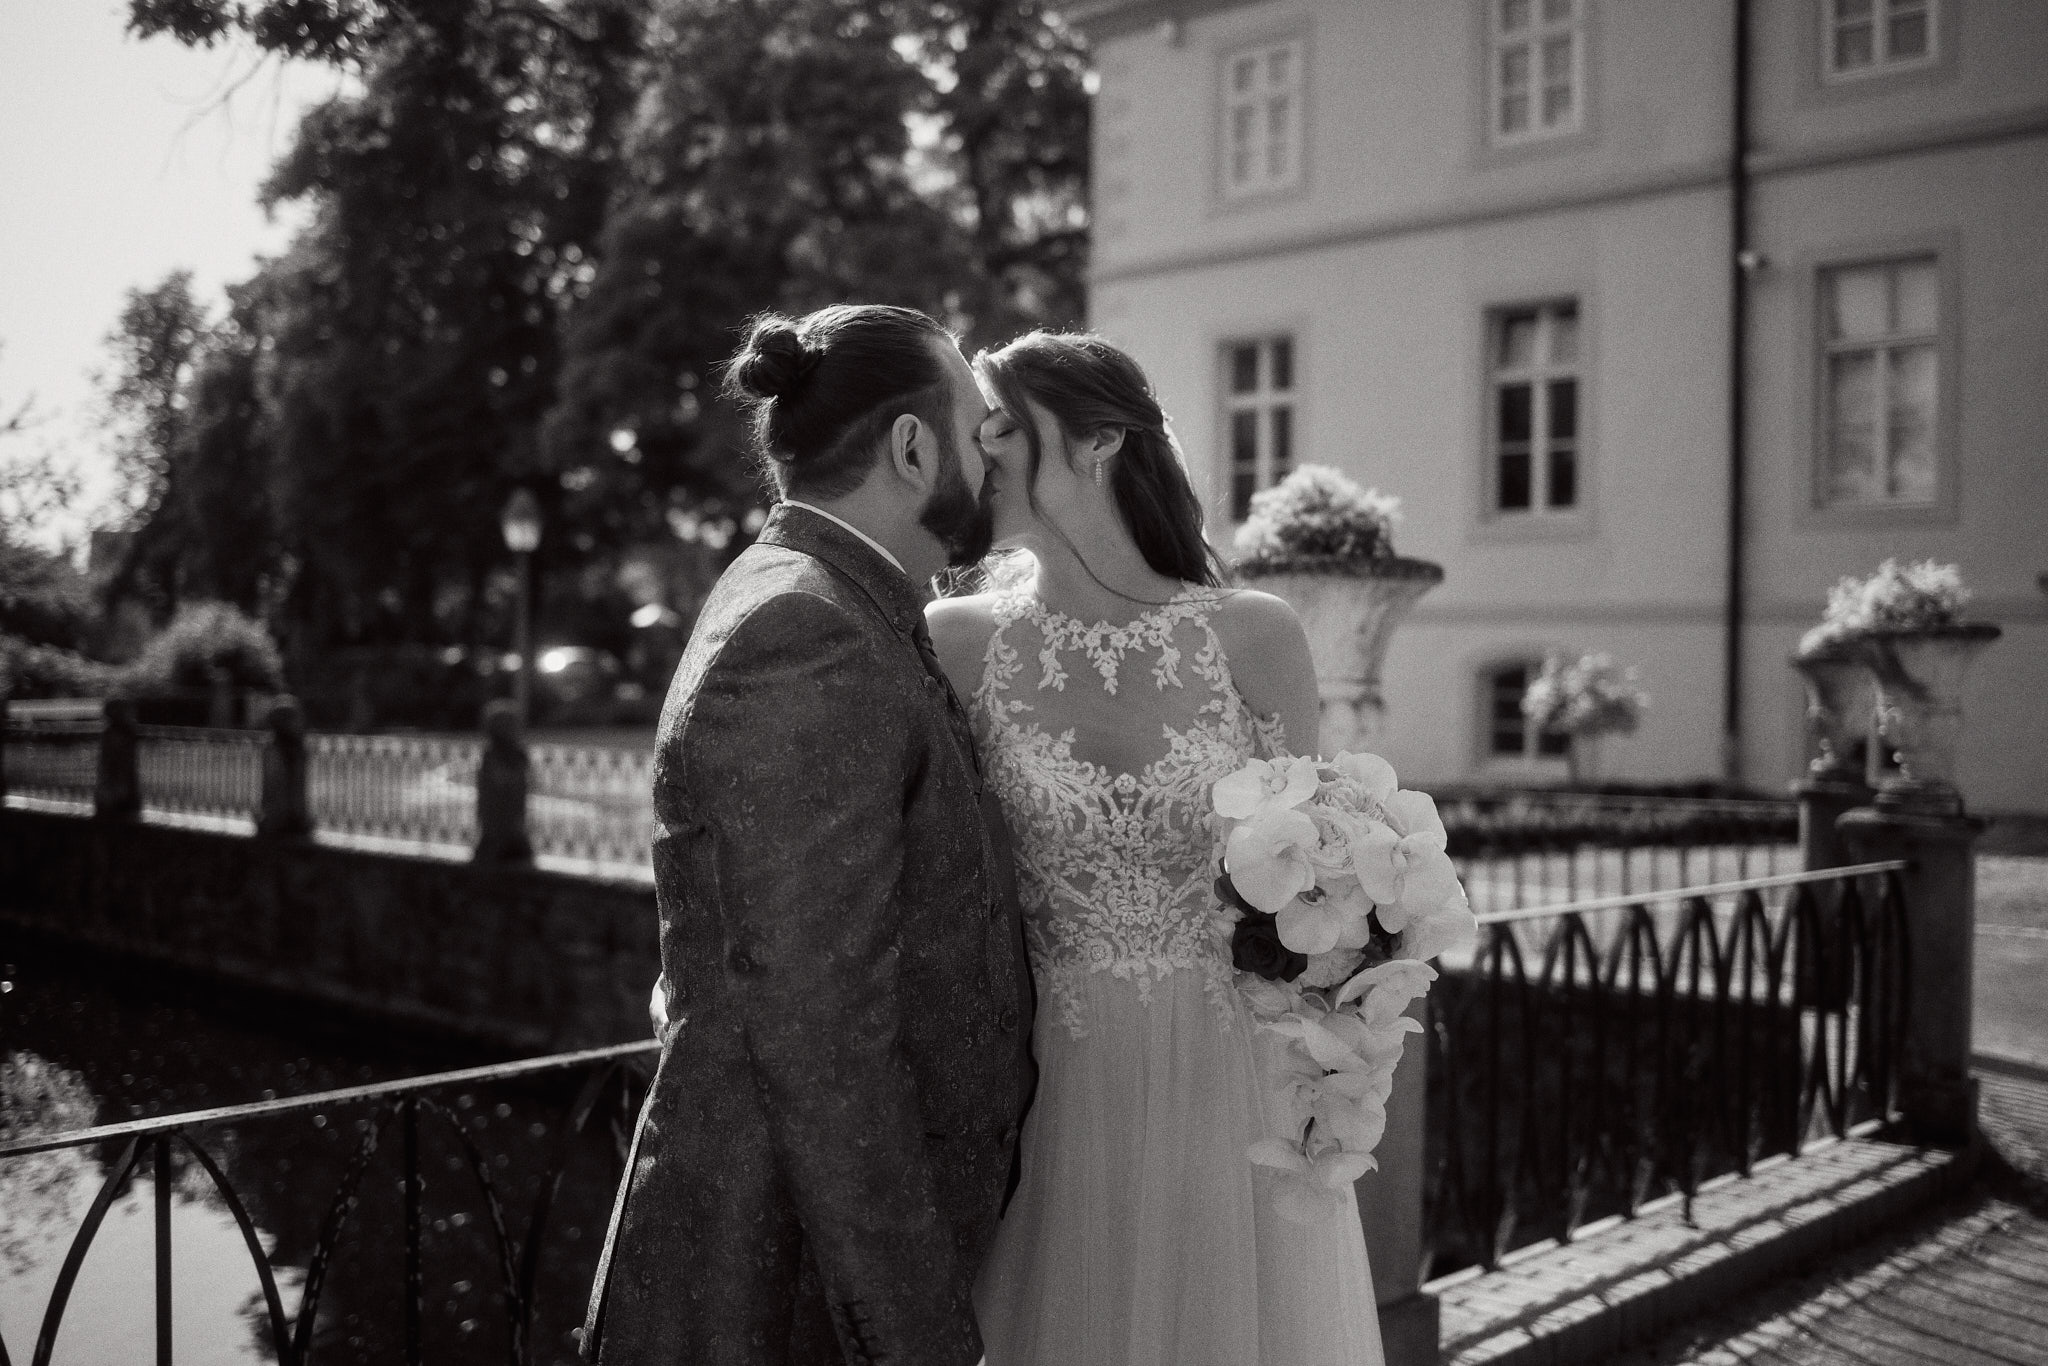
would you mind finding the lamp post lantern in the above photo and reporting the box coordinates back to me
[500,488,542,727]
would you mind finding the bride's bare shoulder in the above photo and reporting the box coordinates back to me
[1210,587,1306,653]
[1209,587,1320,746]
[925,593,1003,689]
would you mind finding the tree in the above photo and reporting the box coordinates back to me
[99,271,209,528]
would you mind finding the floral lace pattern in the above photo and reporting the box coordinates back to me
[973,585,1288,1037]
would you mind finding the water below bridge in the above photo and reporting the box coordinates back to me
[0,924,639,1366]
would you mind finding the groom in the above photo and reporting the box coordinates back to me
[583,304,1034,1366]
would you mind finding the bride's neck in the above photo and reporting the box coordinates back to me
[1026,520,1183,619]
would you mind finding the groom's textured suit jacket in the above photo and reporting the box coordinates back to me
[584,504,1035,1366]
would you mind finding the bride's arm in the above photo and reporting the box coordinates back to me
[1215,589,1322,758]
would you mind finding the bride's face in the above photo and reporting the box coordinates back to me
[975,391,1092,551]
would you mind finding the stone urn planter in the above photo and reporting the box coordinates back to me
[1790,644,1879,787]
[1237,557,1444,753]
[1852,622,2001,815]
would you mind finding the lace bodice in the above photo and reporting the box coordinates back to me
[969,585,1286,1037]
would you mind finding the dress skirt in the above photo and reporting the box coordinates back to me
[972,967,1387,1366]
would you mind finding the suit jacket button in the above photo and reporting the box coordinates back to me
[1000,1123,1019,1147]
[999,1009,1018,1032]
[729,950,755,975]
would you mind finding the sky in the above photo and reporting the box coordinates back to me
[0,0,344,543]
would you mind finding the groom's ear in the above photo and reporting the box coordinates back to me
[887,412,934,492]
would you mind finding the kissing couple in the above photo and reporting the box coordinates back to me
[582,304,1386,1366]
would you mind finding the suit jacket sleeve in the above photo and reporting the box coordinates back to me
[679,590,980,1366]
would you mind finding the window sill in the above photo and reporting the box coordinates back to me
[1468,510,1597,545]
[1795,497,1957,532]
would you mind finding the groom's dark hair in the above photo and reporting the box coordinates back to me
[724,304,958,499]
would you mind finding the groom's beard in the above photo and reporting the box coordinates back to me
[919,428,997,569]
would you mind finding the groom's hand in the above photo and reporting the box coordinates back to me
[648,973,670,1042]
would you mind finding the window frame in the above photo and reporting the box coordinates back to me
[1483,0,1589,151]
[1218,333,1301,525]
[1475,656,1573,774]
[1798,0,1957,103]
[1214,30,1312,210]
[1797,234,1961,529]
[1820,0,1939,84]
[1481,298,1588,530]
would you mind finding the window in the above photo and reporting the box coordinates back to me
[1823,0,1935,80]
[1489,0,1583,145]
[1488,302,1579,516]
[1222,39,1305,200]
[1486,663,1571,760]
[1819,257,1938,508]
[1223,337,1296,521]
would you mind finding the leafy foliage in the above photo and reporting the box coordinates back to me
[1521,653,1648,740]
[1801,558,1973,655]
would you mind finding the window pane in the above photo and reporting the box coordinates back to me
[1548,378,1577,440]
[1835,0,1874,19]
[1549,307,1579,364]
[1537,727,1571,757]
[1267,45,1292,85]
[1270,337,1294,391]
[1894,259,1938,334]
[1826,351,1882,503]
[1542,0,1574,23]
[1231,409,1259,520]
[1497,383,1533,443]
[1490,667,1529,755]
[1230,344,1259,394]
[1499,93,1530,134]
[1267,95,1291,177]
[1499,450,1533,511]
[1499,313,1538,368]
[1271,406,1294,481]
[1500,44,1530,91]
[1888,11,1928,58]
[1500,0,1531,34]
[1548,445,1577,508]
[1541,34,1572,83]
[1834,20,1875,69]
[1887,344,1937,501]
[1230,108,1254,185]
[1233,56,1256,93]
[1827,266,1888,341]
[1543,82,1573,126]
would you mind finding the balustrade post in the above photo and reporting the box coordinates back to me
[1356,998,1439,1366]
[257,696,313,838]
[475,698,534,865]
[1795,777,1870,872]
[95,696,141,821]
[1,693,10,804]
[1837,803,1983,1146]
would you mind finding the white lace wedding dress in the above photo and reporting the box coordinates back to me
[967,584,1386,1366]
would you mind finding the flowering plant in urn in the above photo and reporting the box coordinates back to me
[1211,751,1477,1223]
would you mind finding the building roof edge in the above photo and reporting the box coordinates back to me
[1067,0,1269,43]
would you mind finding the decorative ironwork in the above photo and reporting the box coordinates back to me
[0,1041,656,1366]
[1,716,100,809]
[137,724,267,830]
[1424,860,1911,1279]
[527,742,657,874]
[309,732,486,856]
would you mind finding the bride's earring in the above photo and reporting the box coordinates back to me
[1094,456,1108,488]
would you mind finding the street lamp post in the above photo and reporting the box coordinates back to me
[500,488,542,728]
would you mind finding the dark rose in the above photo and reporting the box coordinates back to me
[1231,910,1308,983]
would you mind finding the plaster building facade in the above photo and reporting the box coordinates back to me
[1070,0,2048,814]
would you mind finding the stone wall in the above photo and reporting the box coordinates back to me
[0,807,658,1052]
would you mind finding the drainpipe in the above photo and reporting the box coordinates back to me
[1722,0,1753,785]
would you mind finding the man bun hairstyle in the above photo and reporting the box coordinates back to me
[723,304,956,499]
[973,330,1225,589]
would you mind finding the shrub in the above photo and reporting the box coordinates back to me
[1232,464,1403,573]
[122,601,284,695]
[0,634,119,699]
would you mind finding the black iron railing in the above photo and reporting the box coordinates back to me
[1423,859,1910,1279]
[0,1041,657,1366]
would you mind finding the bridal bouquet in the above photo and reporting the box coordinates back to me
[1210,752,1477,1224]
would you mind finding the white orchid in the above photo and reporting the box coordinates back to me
[1212,754,1320,820]
[1224,805,1320,914]
[1273,876,1376,956]
[1249,1138,1379,1225]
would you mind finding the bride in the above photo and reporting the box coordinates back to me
[926,332,1386,1366]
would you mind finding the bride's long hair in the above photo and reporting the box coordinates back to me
[971,331,1225,597]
